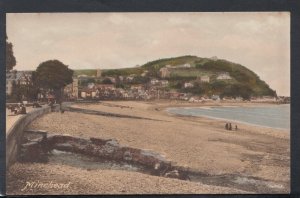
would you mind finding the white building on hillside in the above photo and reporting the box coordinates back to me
[150,79,160,85]
[141,70,149,77]
[184,82,194,88]
[174,63,191,68]
[217,72,232,80]
[199,75,210,83]
[160,80,169,87]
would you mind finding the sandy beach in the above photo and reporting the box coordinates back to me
[7,100,290,194]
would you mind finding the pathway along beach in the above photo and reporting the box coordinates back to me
[7,101,290,194]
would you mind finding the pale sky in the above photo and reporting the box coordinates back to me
[6,12,290,96]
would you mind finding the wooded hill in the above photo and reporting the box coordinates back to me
[74,56,277,99]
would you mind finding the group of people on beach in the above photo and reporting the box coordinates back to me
[7,103,27,115]
[225,123,238,131]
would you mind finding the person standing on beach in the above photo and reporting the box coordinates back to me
[225,123,229,130]
[235,125,238,130]
[229,123,232,130]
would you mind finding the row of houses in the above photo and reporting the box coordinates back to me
[73,81,250,101]
[6,70,32,96]
[181,73,231,89]
[6,70,282,103]
[77,84,165,100]
[250,96,284,103]
[63,73,234,100]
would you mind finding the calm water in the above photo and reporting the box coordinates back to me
[167,104,290,130]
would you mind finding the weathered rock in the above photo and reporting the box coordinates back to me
[82,144,96,156]
[21,141,40,149]
[140,149,166,162]
[106,139,119,147]
[165,170,180,178]
[90,137,108,146]
[154,163,161,170]
[123,151,133,161]
[24,129,48,134]
[55,143,74,152]
[102,144,116,155]
[19,132,183,179]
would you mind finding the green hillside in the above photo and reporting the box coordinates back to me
[74,56,276,99]
[102,67,143,76]
[140,56,276,98]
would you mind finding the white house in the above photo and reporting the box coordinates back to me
[211,95,220,100]
[173,63,191,68]
[160,80,169,87]
[184,82,194,88]
[91,91,97,98]
[126,76,134,82]
[141,70,149,77]
[81,91,87,98]
[118,76,124,81]
[183,63,191,68]
[150,79,160,85]
[87,83,95,89]
[217,72,232,80]
[199,75,210,83]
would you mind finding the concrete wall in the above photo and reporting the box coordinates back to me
[6,105,59,169]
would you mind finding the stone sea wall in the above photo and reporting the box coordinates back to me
[6,105,59,169]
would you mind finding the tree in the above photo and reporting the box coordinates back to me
[27,71,39,101]
[10,81,21,102]
[35,60,73,103]
[6,37,17,72]
[220,83,253,100]
[210,81,227,94]
[130,76,150,84]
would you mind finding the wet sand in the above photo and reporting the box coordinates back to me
[7,100,290,194]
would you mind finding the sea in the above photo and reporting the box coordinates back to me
[167,104,290,130]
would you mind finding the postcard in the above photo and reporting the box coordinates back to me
[5,12,290,195]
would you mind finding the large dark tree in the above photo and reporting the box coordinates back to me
[10,81,21,102]
[27,71,40,101]
[6,37,17,71]
[35,60,73,103]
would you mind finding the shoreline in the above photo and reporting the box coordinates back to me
[164,106,290,131]
[7,100,290,194]
[145,100,290,108]
[145,100,289,139]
